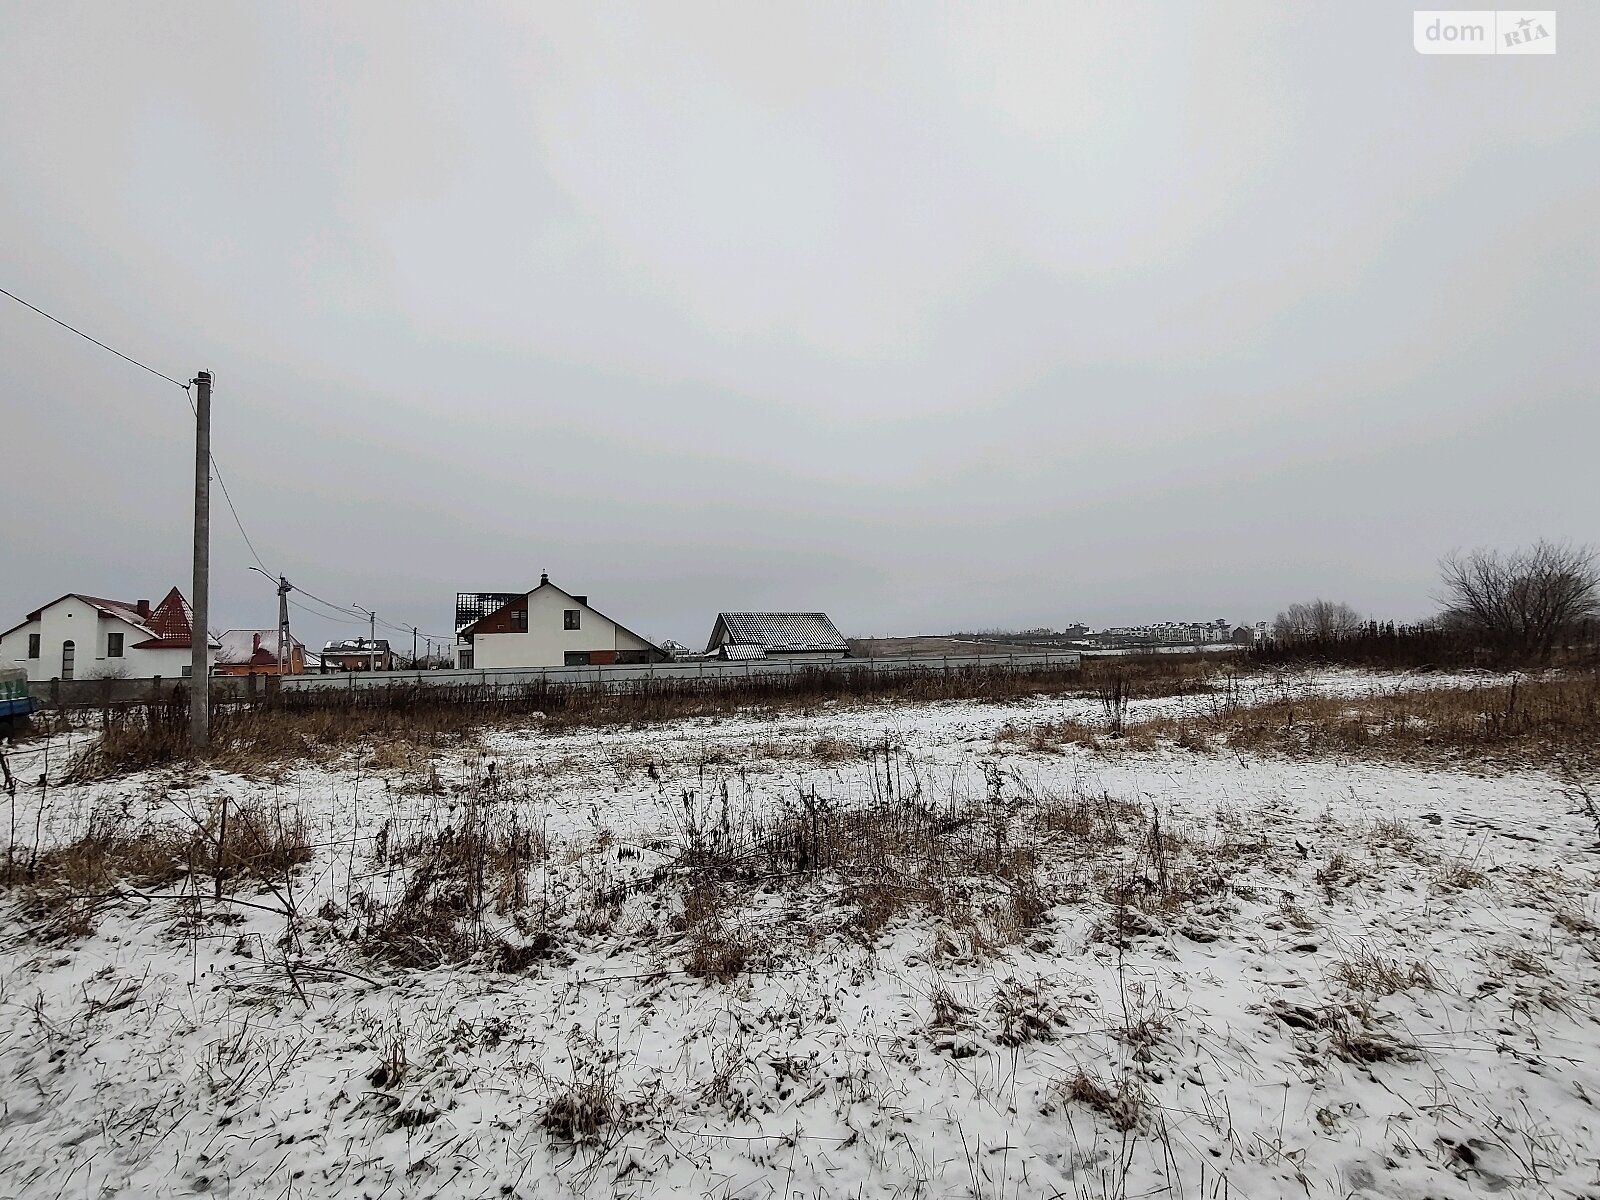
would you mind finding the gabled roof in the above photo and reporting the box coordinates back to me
[707,612,848,654]
[131,588,217,650]
[324,638,391,654]
[1,594,145,640]
[76,595,150,627]
[459,577,665,658]
[2,587,217,647]
[720,643,767,661]
[218,629,306,666]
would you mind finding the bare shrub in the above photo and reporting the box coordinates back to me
[1440,540,1599,662]
[1273,600,1364,642]
[1097,673,1132,737]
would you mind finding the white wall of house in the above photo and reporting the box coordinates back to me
[0,597,214,681]
[469,586,657,669]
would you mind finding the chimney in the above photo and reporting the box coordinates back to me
[136,599,151,620]
[540,571,549,586]
[252,633,262,652]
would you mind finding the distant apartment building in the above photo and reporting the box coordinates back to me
[1097,619,1234,644]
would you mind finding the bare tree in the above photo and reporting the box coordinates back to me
[1272,599,1364,642]
[1438,540,1599,661]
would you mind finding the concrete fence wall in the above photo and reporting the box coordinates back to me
[277,651,1082,696]
[26,651,1081,708]
[28,673,271,709]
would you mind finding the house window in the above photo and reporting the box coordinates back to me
[564,609,581,630]
[108,632,124,658]
[181,665,192,678]
[564,651,591,666]
[61,640,75,680]
[27,634,39,659]
[511,608,527,631]
[459,649,473,669]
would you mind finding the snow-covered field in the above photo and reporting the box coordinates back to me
[2,669,1598,1199]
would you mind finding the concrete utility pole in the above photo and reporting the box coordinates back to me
[277,576,292,675]
[250,567,294,676]
[353,605,377,669]
[191,370,212,752]
[412,626,418,670]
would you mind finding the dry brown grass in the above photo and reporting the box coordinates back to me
[675,876,752,983]
[355,803,552,969]
[62,653,1251,782]
[1433,854,1490,891]
[1328,944,1437,995]
[1055,1069,1148,1131]
[990,976,1076,1046]
[6,801,311,937]
[1034,790,1143,845]
[1269,998,1422,1064]
[652,757,1247,978]
[539,1046,622,1147]
[66,699,487,782]
[1000,673,1600,768]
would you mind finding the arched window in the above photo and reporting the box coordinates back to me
[62,639,76,680]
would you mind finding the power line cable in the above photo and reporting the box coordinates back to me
[0,286,192,390]
[288,598,365,626]
[213,463,272,575]
[291,587,366,620]
[4,284,445,644]
[374,613,454,642]
[3,283,273,576]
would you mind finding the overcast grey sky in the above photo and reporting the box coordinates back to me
[2,2,1595,649]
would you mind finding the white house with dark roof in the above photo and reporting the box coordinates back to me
[455,574,667,669]
[0,588,218,682]
[705,613,849,662]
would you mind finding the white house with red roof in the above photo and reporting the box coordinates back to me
[0,588,219,682]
